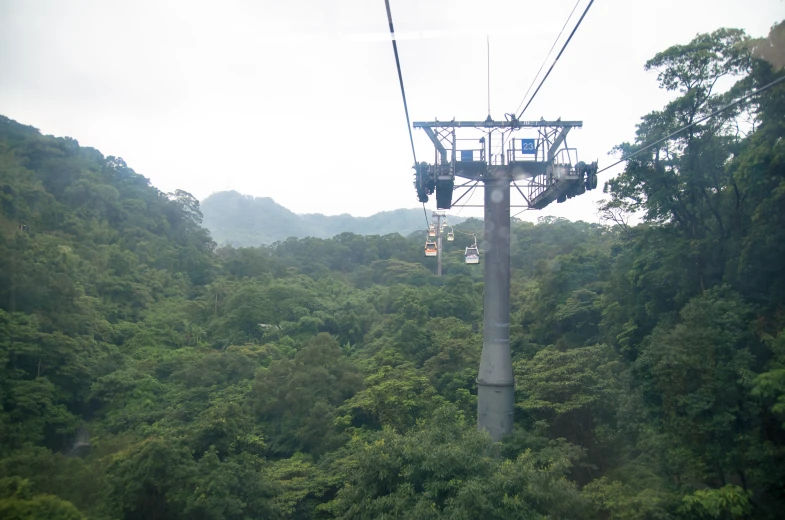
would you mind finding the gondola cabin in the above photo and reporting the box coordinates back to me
[465,245,480,264]
[425,241,438,257]
[428,224,437,237]
[447,230,454,241]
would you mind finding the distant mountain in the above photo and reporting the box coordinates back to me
[201,190,466,246]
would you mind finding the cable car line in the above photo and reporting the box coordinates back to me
[382,0,587,231]
[452,228,476,237]
[452,183,479,216]
[511,208,533,219]
[513,0,582,118]
[596,74,785,175]
[508,76,785,220]
[452,182,480,212]
[454,180,477,189]
[382,0,431,231]
[516,0,595,119]
[384,0,417,166]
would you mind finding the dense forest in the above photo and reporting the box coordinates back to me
[201,191,466,246]
[1,24,784,520]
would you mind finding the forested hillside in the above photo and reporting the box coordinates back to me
[201,190,466,246]
[1,24,784,520]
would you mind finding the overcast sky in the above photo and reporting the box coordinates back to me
[1,0,783,222]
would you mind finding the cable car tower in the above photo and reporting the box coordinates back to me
[413,115,598,441]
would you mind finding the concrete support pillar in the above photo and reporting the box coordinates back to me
[477,175,514,441]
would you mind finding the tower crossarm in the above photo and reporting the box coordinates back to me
[412,116,596,212]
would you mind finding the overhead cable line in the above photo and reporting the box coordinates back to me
[511,208,532,219]
[453,184,478,217]
[516,0,595,119]
[508,77,785,219]
[596,74,785,175]
[384,0,418,166]
[383,0,429,229]
[513,0,582,117]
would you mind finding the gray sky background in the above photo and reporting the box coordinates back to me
[1,0,783,222]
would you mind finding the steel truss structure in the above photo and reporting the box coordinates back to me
[413,116,597,442]
[413,117,598,211]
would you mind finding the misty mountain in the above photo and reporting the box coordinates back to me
[201,190,466,246]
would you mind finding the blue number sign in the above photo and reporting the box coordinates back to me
[520,139,536,154]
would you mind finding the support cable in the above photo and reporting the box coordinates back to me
[384,0,417,166]
[596,74,785,175]
[513,0,582,117]
[517,0,595,119]
[453,184,479,216]
[509,76,785,222]
[382,0,428,229]
[383,0,427,230]
[511,208,532,219]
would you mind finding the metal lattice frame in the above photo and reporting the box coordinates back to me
[412,116,596,442]
[413,118,591,210]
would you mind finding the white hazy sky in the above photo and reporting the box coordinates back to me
[1,0,783,221]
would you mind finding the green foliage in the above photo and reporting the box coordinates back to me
[633,287,758,487]
[680,485,752,519]
[752,331,785,426]
[101,438,278,520]
[0,310,80,453]
[323,406,584,520]
[0,477,84,520]
[582,475,678,520]
[516,344,623,448]
[1,20,785,520]
[338,363,446,433]
[263,455,330,519]
[252,333,363,456]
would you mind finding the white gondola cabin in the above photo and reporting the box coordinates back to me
[465,235,479,264]
[428,224,437,237]
[465,246,480,264]
[424,241,438,257]
[446,228,454,241]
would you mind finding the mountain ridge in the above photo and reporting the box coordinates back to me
[201,190,466,246]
